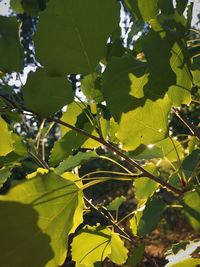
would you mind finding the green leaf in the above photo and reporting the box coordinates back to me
[156,137,184,162]
[102,55,148,121]
[21,0,48,16]
[107,196,126,211]
[59,101,84,136]
[128,144,163,160]
[71,225,128,266]
[134,163,159,200]
[116,94,171,151]
[176,0,188,15]
[10,0,24,13]
[127,244,145,266]
[23,68,73,117]
[81,73,103,103]
[0,16,23,72]
[182,186,200,231]
[182,149,200,180]
[130,197,166,237]
[0,116,14,156]
[0,170,84,267]
[158,0,174,14]
[191,55,200,86]
[0,133,27,166]
[0,166,11,188]
[109,230,128,265]
[55,151,99,175]
[49,122,100,166]
[142,20,192,106]
[34,0,120,75]
[126,0,159,22]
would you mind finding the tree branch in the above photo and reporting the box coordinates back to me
[52,117,184,195]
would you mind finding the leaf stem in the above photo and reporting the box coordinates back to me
[52,117,184,195]
[173,107,200,140]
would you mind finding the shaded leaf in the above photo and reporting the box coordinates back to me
[182,186,200,231]
[130,197,166,237]
[182,149,200,180]
[34,0,120,75]
[191,55,200,87]
[127,244,145,266]
[81,73,103,103]
[0,16,23,72]
[23,68,73,117]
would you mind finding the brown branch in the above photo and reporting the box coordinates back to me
[173,107,200,140]
[52,117,184,195]
[84,197,158,267]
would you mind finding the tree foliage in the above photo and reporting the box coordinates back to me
[0,0,200,266]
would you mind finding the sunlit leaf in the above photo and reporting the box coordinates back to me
[55,151,99,175]
[0,116,14,156]
[0,170,84,267]
[107,196,126,211]
[0,166,11,188]
[134,163,159,200]
[71,225,128,266]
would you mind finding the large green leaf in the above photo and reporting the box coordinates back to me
[130,197,166,237]
[0,116,14,156]
[23,68,73,117]
[0,170,84,267]
[182,186,200,231]
[34,0,120,75]
[116,94,171,150]
[0,16,23,72]
[71,225,128,266]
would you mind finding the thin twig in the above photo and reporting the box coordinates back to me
[52,117,184,195]
[173,107,200,140]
